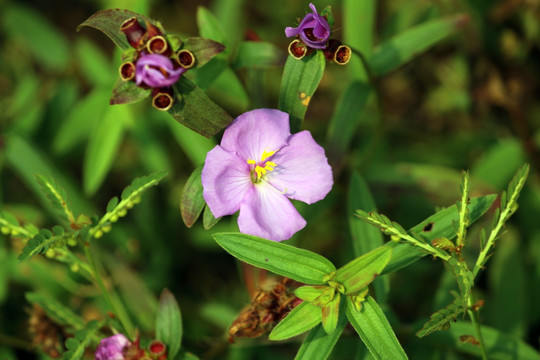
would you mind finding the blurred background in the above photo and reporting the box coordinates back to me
[1,0,539,358]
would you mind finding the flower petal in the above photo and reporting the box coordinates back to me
[135,53,185,87]
[202,146,252,217]
[238,184,306,241]
[284,13,316,38]
[267,130,333,204]
[220,109,291,162]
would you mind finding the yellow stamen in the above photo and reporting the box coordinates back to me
[247,149,279,182]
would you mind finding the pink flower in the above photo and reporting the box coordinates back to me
[202,109,333,241]
[285,3,331,49]
[135,53,185,88]
[95,334,130,360]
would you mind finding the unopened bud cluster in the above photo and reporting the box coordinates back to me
[119,17,196,111]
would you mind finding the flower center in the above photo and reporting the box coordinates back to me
[247,149,278,183]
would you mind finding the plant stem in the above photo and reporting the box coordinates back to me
[467,295,488,360]
[84,244,134,339]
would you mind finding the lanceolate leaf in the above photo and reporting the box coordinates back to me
[233,41,284,69]
[169,77,233,138]
[269,301,322,341]
[182,37,226,69]
[156,289,183,360]
[213,233,336,284]
[368,14,469,76]
[25,292,86,330]
[180,165,205,228]
[77,9,156,50]
[347,172,388,302]
[346,296,408,360]
[333,245,393,295]
[279,51,326,133]
[202,205,221,230]
[382,194,497,275]
[110,78,150,105]
[294,306,348,360]
[83,105,128,196]
[321,294,341,334]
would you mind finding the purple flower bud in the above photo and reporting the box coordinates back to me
[285,3,331,49]
[135,53,186,88]
[95,334,130,360]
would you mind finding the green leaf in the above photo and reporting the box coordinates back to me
[162,111,216,166]
[2,4,70,71]
[446,258,473,310]
[472,139,525,190]
[347,172,389,302]
[383,194,497,275]
[110,78,150,105]
[83,105,128,195]
[416,296,465,337]
[294,306,348,360]
[487,230,527,338]
[5,135,94,216]
[211,0,244,46]
[269,301,322,341]
[232,41,284,69]
[278,51,326,133]
[156,289,183,360]
[197,7,228,45]
[346,296,408,360]
[90,172,167,238]
[53,89,109,155]
[213,233,336,284]
[202,205,221,230]
[74,37,114,87]
[206,66,249,112]
[180,165,205,228]
[183,37,226,69]
[333,245,393,295]
[18,229,69,261]
[368,14,468,76]
[169,77,233,138]
[344,0,375,80]
[62,320,102,360]
[428,321,540,360]
[326,82,372,162]
[77,9,156,50]
[25,292,86,330]
[35,175,76,225]
[321,294,341,334]
[295,286,327,303]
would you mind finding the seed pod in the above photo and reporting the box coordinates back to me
[120,17,146,48]
[288,39,308,59]
[146,35,170,56]
[152,88,175,111]
[119,61,136,81]
[176,49,195,69]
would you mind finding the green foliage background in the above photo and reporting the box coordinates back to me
[1,0,540,359]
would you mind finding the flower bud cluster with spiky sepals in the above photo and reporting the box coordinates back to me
[285,3,351,65]
[119,17,196,111]
[95,333,168,360]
